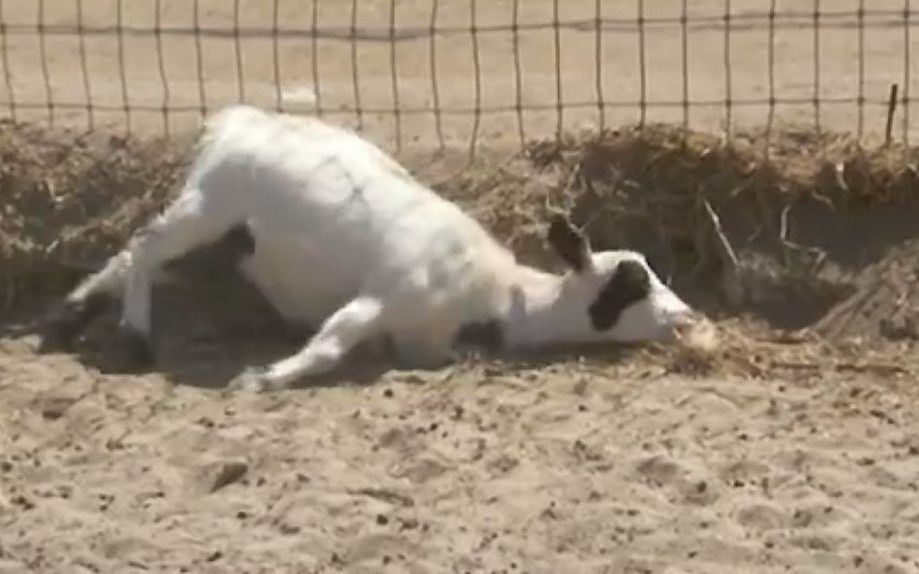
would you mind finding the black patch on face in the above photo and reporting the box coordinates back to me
[588,259,652,331]
[455,319,505,352]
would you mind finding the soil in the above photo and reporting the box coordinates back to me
[5,0,919,570]
[3,121,919,573]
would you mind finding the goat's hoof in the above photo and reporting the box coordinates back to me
[226,367,278,393]
[37,295,109,353]
[111,326,156,373]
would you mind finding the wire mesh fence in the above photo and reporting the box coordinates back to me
[0,0,915,155]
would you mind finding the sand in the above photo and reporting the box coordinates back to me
[2,331,919,574]
[4,1,919,571]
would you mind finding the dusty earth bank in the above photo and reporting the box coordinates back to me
[2,123,919,573]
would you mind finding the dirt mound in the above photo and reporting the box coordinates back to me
[0,121,194,319]
[4,119,919,351]
[437,124,919,337]
[814,237,919,343]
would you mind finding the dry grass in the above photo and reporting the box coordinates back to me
[437,123,919,263]
[3,119,919,354]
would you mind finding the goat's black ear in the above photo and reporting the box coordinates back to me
[547,214,592,272]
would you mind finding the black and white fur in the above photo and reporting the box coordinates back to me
[39,105,696,391]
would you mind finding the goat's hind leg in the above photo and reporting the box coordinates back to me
[38,250,132,352]
[40,187,245,369]
[115,189,245,369]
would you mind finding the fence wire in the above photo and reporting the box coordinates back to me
[0,0,916,154]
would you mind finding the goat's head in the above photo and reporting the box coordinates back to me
[545,215,698,344]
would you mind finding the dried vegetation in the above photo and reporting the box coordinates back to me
[3,120,919,380]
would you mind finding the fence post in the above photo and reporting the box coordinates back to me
[886,83,899,146]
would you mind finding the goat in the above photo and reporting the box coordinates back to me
[38,105,699,392]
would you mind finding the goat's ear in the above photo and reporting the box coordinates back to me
[547,215,593,272]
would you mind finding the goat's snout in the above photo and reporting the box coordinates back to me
[669,309,702,329]
[668,310,719,350]
[657,308,704,342]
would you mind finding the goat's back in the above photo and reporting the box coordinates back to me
[190,106,512,326]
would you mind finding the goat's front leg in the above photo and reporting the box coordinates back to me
[227,296,384,392]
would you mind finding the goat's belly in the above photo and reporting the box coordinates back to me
[237,235,363,327]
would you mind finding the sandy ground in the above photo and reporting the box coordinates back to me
[2,331,919,574]
[3,1,919,573]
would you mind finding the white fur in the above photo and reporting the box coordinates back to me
[59,105,695,391]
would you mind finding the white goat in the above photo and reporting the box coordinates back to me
[39,105,697,392]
